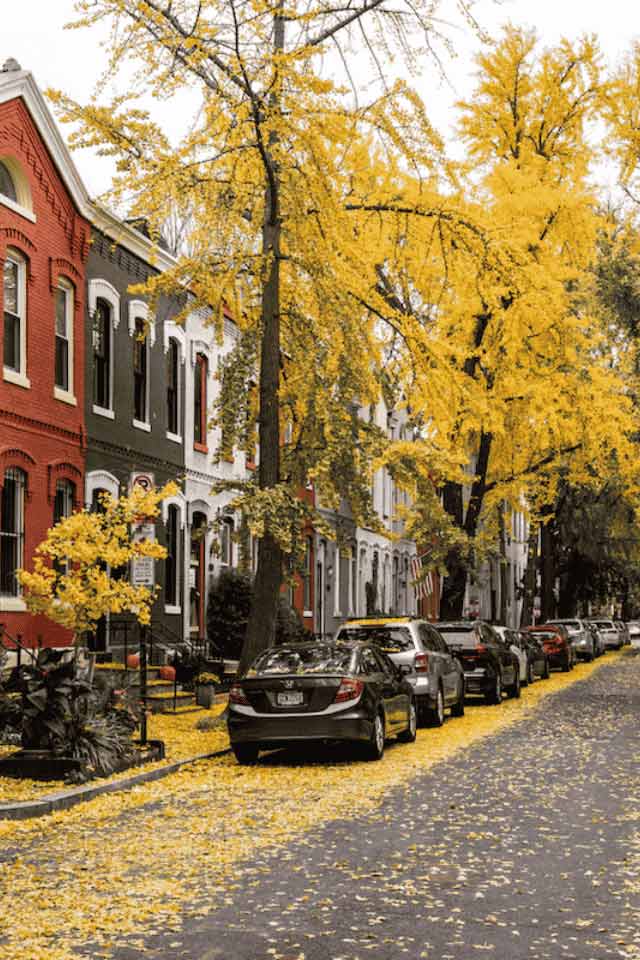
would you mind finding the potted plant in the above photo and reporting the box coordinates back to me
[194,672,221,709]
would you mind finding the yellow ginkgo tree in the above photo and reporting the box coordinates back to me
[18,482,178,642]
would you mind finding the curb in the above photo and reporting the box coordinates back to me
[0,746,232,822]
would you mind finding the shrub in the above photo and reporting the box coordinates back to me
[207,569,312,658]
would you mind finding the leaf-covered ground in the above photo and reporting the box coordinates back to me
[0,652,633,960]
[0,703,228,804]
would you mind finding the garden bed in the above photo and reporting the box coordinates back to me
[0,701,228,804]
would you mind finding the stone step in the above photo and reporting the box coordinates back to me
[146,691,196,714]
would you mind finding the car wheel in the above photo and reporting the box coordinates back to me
[398,699,417,743]
[562,654,571,672]
[364,711,385,760]
[486,672,502,705]
[451,680,465,717]
[526,660,534,685]
[542,657,550,679]
[428,686,446,727]
[232,743,259,765]
[508,668,521,699]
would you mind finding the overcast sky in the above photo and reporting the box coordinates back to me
[3,0,640,196]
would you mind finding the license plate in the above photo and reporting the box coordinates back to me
[277,691,303,706]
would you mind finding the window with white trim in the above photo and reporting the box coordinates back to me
[55,279,73,395]
[133,317,149,425]
[0,467,25,597]
[0,162,17,202]
[93,298,112,411]
[165,503,180,607]
[166,337,180,436]
[220,517,233,567]
[3,249,26,379]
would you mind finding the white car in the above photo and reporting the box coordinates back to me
[588,619,623,650]
[493,625,529,684]
[627,621,640,650]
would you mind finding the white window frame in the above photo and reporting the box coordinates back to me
[220,516,234,568]
[164,323,186,444]
[89,279,120,419]
[3,249,30,389]
[163,499,184,615]
[0,156,35,224]
[54,277,75,405]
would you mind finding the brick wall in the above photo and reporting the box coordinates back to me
[0,96,89,647]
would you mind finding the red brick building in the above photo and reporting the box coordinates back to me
[0,62,90,648]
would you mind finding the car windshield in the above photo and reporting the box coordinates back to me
[436,626,479,648]
[248,645,355,676]
[551,621,580,632]
[336,626,414,652]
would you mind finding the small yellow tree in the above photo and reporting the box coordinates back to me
[18,482,178,640]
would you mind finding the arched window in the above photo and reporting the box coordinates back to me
[54,278,74,397]
[193,353,208,450]
[0,161,17,203]
[165,503,180,609]
[93,298,112,412]
[0,467,26,597]
[3,248,28,383]
[133,316,149,426]
[166,337,180,437]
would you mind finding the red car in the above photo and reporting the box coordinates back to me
[521,624,575,672]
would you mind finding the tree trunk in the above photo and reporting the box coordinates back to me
[440,431,493,619]
[540,518,556,622]
[498,503,508,625]
[240,10,285,675]
[520,524,538,627]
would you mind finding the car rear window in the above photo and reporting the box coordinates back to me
[248,646,355,676]
[526,631,557,641]
[594,621,614,629]
[436,627,478,648]
[336,626,415,652]
[551,620,580,632]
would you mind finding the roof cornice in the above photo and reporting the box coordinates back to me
[0,69,176,272]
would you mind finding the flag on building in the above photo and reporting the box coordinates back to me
[410,554,433,601]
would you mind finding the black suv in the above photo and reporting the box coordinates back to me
[435,620,520,704]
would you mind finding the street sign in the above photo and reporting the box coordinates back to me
[129,471,155,495]
[131,522,156,588]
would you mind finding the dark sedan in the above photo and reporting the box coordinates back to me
[518,630,550,681]
[227,640,416,764]
[522,624,575,671]
[435,621,520,704]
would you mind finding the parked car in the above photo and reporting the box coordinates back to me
[585,620,606,657]
[546,619,596,661]
[435,621,520,704]
[587,618,622,650]
[517,630,550,681]
[615,620,630,646]
[493,625,529,684]
[627,621,640,650]
[522,624,575,671]
[334,617,465,726]
[227,640,416,763]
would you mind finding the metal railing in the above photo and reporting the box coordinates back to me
[0,624,39,669]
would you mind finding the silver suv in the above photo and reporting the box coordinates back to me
[334,617,465,727]
[547,619,595,661]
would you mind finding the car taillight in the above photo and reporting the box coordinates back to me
[229,684,250,705]
[475,643,487,654]
[334,678,364,703]
[414,652,429,673]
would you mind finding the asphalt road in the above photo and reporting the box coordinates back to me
[107,653,640,960]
